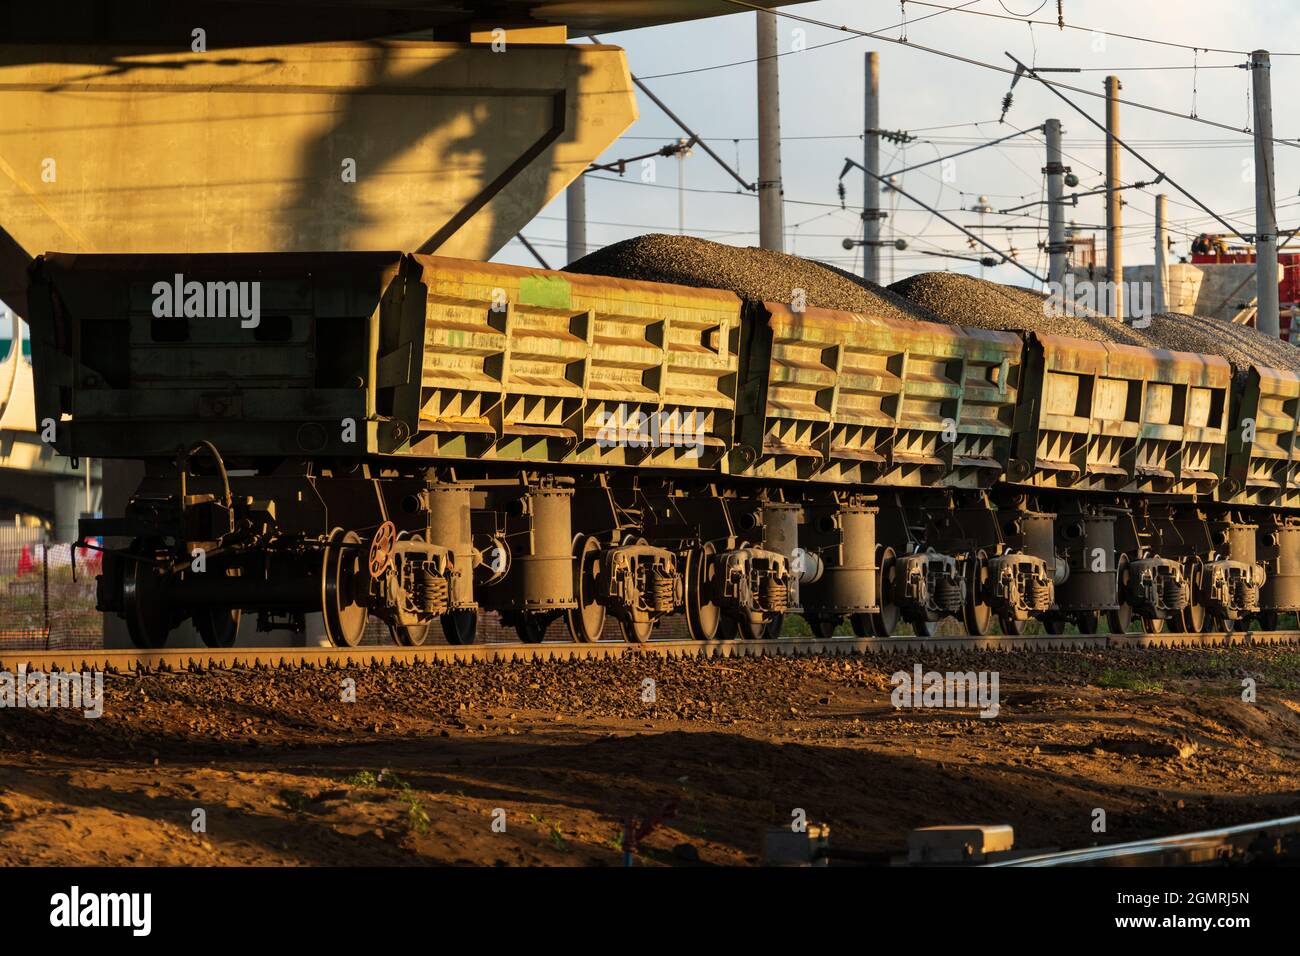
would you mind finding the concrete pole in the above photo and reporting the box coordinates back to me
[756,11,784,252]
[864,52,881,282]
[1045,118,1066,288]
[1104,75,1124,321]
[1154,193,1169,315]
[1252,50,1280,338]
[565,175,587,265]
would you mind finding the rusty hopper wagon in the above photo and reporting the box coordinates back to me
[26,251,1300,648]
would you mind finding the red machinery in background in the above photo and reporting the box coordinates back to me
[1191,233,1300,341]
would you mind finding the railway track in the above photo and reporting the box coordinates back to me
[6,629,1300,673]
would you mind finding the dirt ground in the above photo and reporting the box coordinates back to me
[2,647,1299,866]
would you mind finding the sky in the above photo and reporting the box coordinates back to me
[494,0,1300,292]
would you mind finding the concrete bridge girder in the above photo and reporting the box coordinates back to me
[0,39,637,312]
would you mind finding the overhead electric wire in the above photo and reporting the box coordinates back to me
[718,0,1300,148]
[901,0,1300,57]
[632,0,984,80]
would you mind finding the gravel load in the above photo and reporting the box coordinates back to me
[567,237,1300,383]
[564,233,944,324]
[887,271,1158,347]
[889,272,1300,382]
[1144,312,1300,382]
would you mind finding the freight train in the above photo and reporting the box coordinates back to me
[25,251,1300,648]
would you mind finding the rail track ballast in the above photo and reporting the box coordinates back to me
[26,251,1300,648]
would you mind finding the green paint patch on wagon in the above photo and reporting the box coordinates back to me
[520,275,572,310]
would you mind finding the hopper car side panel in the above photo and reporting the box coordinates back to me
[1012,333,1231,496]
[734,302,1021,488]
[401,254,741,472]
[1225,365,1300,508]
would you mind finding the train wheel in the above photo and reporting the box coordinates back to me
[1211,613,1237,634]
[998,615,1026,637]
[122,537,172,649]
[913,618,941,638]
[1257,610,1279,631]
[849,613,873,637]
[566,534,606,643]
[441,609,478,645]
[1179,558,1206,633]
[1140,615,1166,634]
[762,614,785,638]
[1107,554,1134,635]
[719,613,765,639]
[684,542,720,641]
[516,616,549,644]
[322,529,369,648]
[621,618,654,643]
[194,608,241,648]
[964,550,994,636]
[805,615,839,639]
[1043,615,1067,635]
[869,546,899,637]
[390,622,430,646]
[1075,611,1101,635]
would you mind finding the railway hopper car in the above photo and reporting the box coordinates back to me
[25,251,1300,648]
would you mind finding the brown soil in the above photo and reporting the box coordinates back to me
[2,648,1299,866]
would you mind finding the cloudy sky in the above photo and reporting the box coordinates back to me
[495,0,1300,291]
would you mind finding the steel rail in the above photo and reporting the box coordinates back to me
[991,813,1300,867]
[4,630,1299,673]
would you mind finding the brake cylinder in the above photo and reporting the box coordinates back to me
[1259,522,1300,611]
[425,483,476,609]
[1054,514,1119,612]
[798,502,878,615]
[502,487,577,612]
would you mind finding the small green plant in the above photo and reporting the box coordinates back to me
[278,788,312,813]
[530,813,568,849]
[1095,668,1164,693]
[342,770,379,789]
[402,793,431,834]
[341,769,429,834]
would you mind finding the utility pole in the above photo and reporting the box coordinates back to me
[864,51,880,282]
[565,176,587,265]
[756,10,784,251]
[1045,118,1067,288]
[1251,50,1280,337]
[1104,75,1124,321]
[676,137,694,234]
[972,196,993,279]
[1153,193,1168,314]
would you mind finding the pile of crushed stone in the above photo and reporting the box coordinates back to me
[564,233,944,324]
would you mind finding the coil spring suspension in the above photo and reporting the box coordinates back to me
[1028,579,1053,612]
[762,576,789,613]
[647,567,676,613]
[935,577,963,613]
[414,568,449,614]
[1161,576,1188,611]
[1234,578,1260,612]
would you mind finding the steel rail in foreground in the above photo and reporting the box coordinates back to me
[991,814,1300,866]
[3,630,1299,673]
